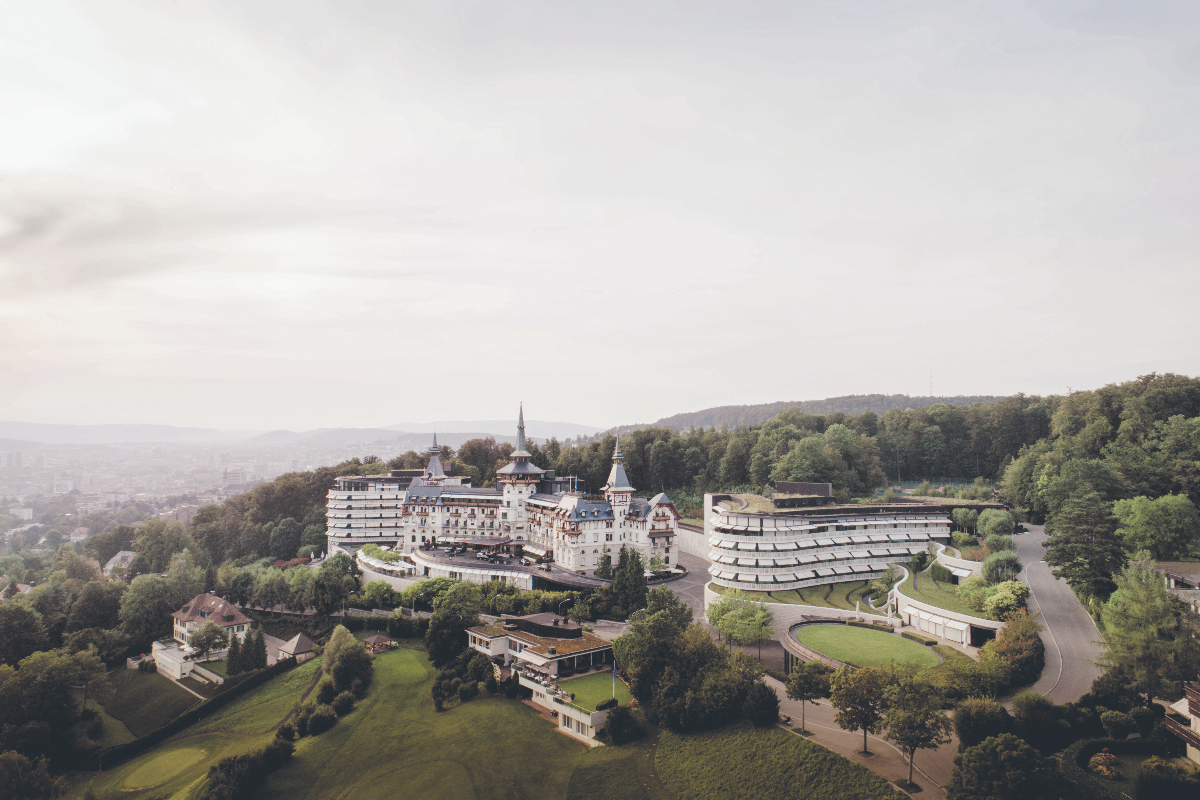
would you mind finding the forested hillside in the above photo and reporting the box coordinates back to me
[624,393,1006,432]
[998,373,1200,599]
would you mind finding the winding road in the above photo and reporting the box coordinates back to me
[1013,524,1106,702]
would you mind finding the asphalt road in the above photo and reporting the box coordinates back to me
[1013,524,1106,702]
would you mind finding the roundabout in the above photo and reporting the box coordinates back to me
[794,624,940,670]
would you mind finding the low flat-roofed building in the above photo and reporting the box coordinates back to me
[467,613,613,678]
[468,612,617,746]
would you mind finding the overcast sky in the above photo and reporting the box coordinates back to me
[2,1,1199,432]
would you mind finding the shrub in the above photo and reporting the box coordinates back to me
[929,563,953,583]
[901,631,936,646]
[982,551,1022,585]
[846,620,889,630]
[331,691,356,717]
[1137,755,1200,798]
[275,722,296,742]
[1012,691,1063,751]
[458,682,477,702]
[316,680,338,706]
[1088,748,1122,780]
[307,705,338,735]
[600,705,642,745]
[477,681,488,697]
[433,696,444,712]
[485,675,498,695]
[293,703,314,737]
[742,680,779,727]
[198,739,294,800]
[953,697,1012,751]
[1101,711,1135,740]
[1129,705,1157,737]
[951,531,977,550]
[983,534,1014,553]
[978,509,1016,538]
[331,641,374,697]
[596,697,619,711]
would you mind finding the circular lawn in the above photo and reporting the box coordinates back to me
[795,624,939,669]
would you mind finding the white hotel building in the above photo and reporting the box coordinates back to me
[325,408,678,573]
[705,492,952,592]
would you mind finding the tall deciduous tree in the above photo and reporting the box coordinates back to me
[785,660,830,734]
[0,603,49,666]
[188,620,227,661]
[883,677,952,787]
[1113,494,1200,559]
[829,665,889,755]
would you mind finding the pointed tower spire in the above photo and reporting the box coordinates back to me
[613,433,624,462]
[517,403,526,454]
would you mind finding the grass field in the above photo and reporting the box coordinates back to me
[122,746,207,791]
[257,648,587,800]
[79,695,136,749]
[102,670,201,737]
[901,574,982,617]
[77,643,930,800]
[794,625,939,669]
[559,671,634,711]
[186,658,323,736]
[656,722,907,800]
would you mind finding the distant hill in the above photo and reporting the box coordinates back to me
[0,437,41,451]
[615,394,1007,433]
[382,419,604,440]
[0,421,254,445]
[247,429,524,450]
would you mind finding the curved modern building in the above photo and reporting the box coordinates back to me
[705,492,951,592]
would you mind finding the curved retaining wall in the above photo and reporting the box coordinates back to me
[358,564,423,593]
[703,582,899,642]
[935,544,983,577]
[889,568,1003,645]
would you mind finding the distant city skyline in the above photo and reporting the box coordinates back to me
[3,3,1199,430]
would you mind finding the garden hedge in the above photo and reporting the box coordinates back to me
[845,620,891,631]
[901,631,936,646]
[89,657,300,770]
[929,563,953,583]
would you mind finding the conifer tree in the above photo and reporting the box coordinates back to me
[227,631,242,675]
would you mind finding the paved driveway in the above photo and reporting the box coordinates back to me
[669,551,713,621]
[1013,524,1106,702]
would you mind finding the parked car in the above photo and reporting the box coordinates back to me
[519,558,531,566]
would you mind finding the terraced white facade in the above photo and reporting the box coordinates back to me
[705,493,951,592]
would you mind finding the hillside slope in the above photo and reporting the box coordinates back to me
[620,394,1005,433]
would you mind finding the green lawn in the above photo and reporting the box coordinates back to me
[75,644,934,800]
[102,670,201,737]
[78,695,135,749]
[715,581,884,616]
[656,722,907,800]
[559,671,633,711]
[901,574,983,617]
[794,625,939,669]
[67,661,325,799]
[201,660,229,677]
[566,725,674,800]
[186,658,323,736]
[257,648,588,800]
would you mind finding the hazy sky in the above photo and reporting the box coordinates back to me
[3,1,1199,432]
